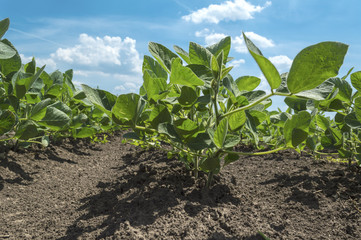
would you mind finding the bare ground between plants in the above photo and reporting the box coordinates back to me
[0,132,360,240]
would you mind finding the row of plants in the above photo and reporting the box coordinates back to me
[0,18,118,150]
[1,17,360,187]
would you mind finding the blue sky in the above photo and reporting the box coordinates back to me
[3,0,361,110]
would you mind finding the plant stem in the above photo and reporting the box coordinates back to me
[206,171,214,189]
[223,146,286,156]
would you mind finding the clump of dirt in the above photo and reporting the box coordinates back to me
[0,132,360,239]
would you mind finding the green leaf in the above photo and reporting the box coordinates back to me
[30,98,53,121]
[294,80,335,100]
[235,76,261,91]
[15,120,40,140]
[148,42,179,73]
[187,132,214,151]
[38,107,70,131]
[189,42,213,67]
[149,104,172,129]
[0,110,16,135]
[284,97,307,111]
[24,57,36,74]
[355,96,361,122]
[284,111,311,147]
[213,118,228,148]
[224,134,241,148]
[158,122,181,142]
[170,58,204,87]
[81,84,117,117]
[327,77,352,103]
[72,127,97,138]
[0,39,21,75]
[206,36,231,64]
[112,93,142,123]
[287,41,348,94]
[243,33,281,89]
[315,115,330,131]
[351,71,361,92]
[178,86,198,106]
[174,118,200,141]
[143,70,168,101]
[142,55,168,79]
[0,41,16,59]
[224,153,240,167]
[71,113,88,128]
[228,110,247,131]
[0,18,10,39]
[173,45,191,64]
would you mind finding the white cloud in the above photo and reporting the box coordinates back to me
[195,29,227,46]
[229,59,246,68]
[20,54,57,72]
[233,31,275,53]
[51,33,142,73]
[182,0,271,24]
[268,55,293,72]
[195,30,274,53]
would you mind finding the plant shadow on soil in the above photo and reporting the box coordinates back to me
[59,148,245,240]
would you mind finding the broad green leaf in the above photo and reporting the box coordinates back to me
[187,64,213,85]
[200,155,220,173]
[72,127,97,138]
[294,80,335,101]
[31,98,53,121]
[24,57,36,74]
[206,36,231,64]
[178,86,198,106]
[50,70,64,85]
[15,120,40,140]
[148,42,179,73]
[112,93,141,123]
[158,122,181,142]
[224,153,240,167]
[38,107,70,131]
[235,76,261,91]
[173,45,191,64]
[170,58,204,87]
[189,42,213,67]
[327,77,352,103]
[174,118,200,140]
[287,41,348,94]
[82,84,117,117]
[142,55,168,79]
[248,110,268,126]
[0,39,21,75]
[223,75,241,99]
[143,70,168,101]
[315,115,330,131]
[0,110,16,135]
[241,90,266,103]
[187,132,214,151]
[224,134,241,148]
[0,18,10,39]
[351,71,361,92]
[149,104,172,129]
[0,41,16,59]
[284,97,308,111]
[228,110,247,131]
[284,111,311,147]
[71,113,88,128]
[243,33,281,89]
[355,96,361,122]
[45,85,62,98]
[49,101,72,115]
[213,118,228,148]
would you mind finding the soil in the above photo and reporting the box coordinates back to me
[0,131,360,240]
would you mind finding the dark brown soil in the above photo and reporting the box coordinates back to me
[0,132,360,240]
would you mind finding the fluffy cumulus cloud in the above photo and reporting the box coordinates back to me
[195,29,274,53]
[268,55,293,72]
[51,33,142,73]
[233,31,275,53]
[182,0,271,24]
[229,59,246,68]
[195,29,227,46]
